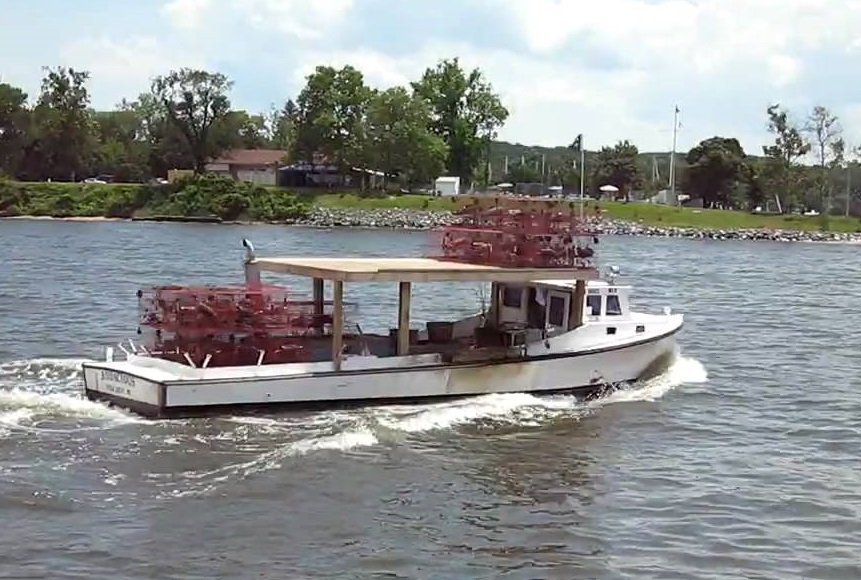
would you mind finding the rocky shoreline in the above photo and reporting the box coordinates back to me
[295,207,861,243]
[6,207,860,243]
[295,207,461,229]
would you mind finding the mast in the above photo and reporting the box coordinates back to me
[669,105,679,205]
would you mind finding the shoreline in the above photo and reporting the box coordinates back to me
[4,208,861,244]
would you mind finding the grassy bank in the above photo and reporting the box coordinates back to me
[594,201,861,233]
[3,180,860,233]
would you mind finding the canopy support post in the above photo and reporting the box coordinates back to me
[312,277,324,335]
[332,280,344,370]
[397,281,411,356]
[491,283,501,327]
[570,280,587,330]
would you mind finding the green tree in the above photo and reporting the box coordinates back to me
[412,58,508,183]
[229,110,268,149]
[551,164,582,190]
[92,109,150,181]
[592,140,642,200]
[505,158,542,183]
[267,99,297,150]
[292,65,371,172]
[365,86,447,189]
[29,66,95,181]
[151,68,233,173]
[684,137,750,208]
[121,94,194,177]
[762,103,810,212]
[0,83,30,177]
[805,105,843,212]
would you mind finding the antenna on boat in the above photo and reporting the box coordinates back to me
[242,238,256,263]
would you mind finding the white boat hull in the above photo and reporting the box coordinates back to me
[83,320,682,418]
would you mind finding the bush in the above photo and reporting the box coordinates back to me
[1,175,310,221]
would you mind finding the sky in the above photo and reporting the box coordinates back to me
[2,0,860,155]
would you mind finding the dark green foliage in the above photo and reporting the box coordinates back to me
[685,137,750,207]
[0,175,309,222]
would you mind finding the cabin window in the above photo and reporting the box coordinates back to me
[636,325,645,333]
[606,295,622,316]
[548,295,566,327]
[587,295,601,316]
[502,286,522,308]
[606,327,617,335]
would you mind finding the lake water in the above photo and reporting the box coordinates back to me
[1,219,859,579]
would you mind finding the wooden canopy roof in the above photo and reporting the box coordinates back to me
[250,257,597,283]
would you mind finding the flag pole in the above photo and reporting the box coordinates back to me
[579,135,585,220]
[670,105,679,206]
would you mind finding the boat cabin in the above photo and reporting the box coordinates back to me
[494,279,630,333]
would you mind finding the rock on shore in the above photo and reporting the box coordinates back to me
[589,218,861,243]
[296,207,461,229]
[293,207,861,243]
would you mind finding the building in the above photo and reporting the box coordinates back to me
[205,149,289,186]
[434,176,460,196]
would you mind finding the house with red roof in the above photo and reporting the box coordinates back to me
[205,149,288,186]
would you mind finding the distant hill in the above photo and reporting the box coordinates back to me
[487,139,779,190]
[487,139,689,189]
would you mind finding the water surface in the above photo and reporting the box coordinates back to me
[1,219,859,579]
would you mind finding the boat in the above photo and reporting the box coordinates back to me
[82,197,684,418]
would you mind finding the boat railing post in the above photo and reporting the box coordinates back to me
[397,281,412,356]
[570,279,587,330]
[332,280,344,371]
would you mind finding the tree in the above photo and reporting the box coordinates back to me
[0,83,30,177]
[212,110,269,150]
[267,99,297,150]
[412,58,508,183]
[762,104,810,212]
[805,105,843,212]
[684,137,750,208]
[119,93,195,177]
[28,66,94,181]
[91,109,151,181]
[592,140,642,200]
[365,86,447,189]
[151,68,233,173]
[505,159,542,183]
[292,65,372,172]
[234,111,268,149]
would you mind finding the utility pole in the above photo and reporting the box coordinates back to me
[670,105,679,205]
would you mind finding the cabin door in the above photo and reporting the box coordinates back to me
[544,290,571,331]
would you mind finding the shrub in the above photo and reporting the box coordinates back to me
[1,175,310,222]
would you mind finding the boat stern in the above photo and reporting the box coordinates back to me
[82,362,166,418]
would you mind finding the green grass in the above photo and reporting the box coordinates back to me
[596,202,861,233]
